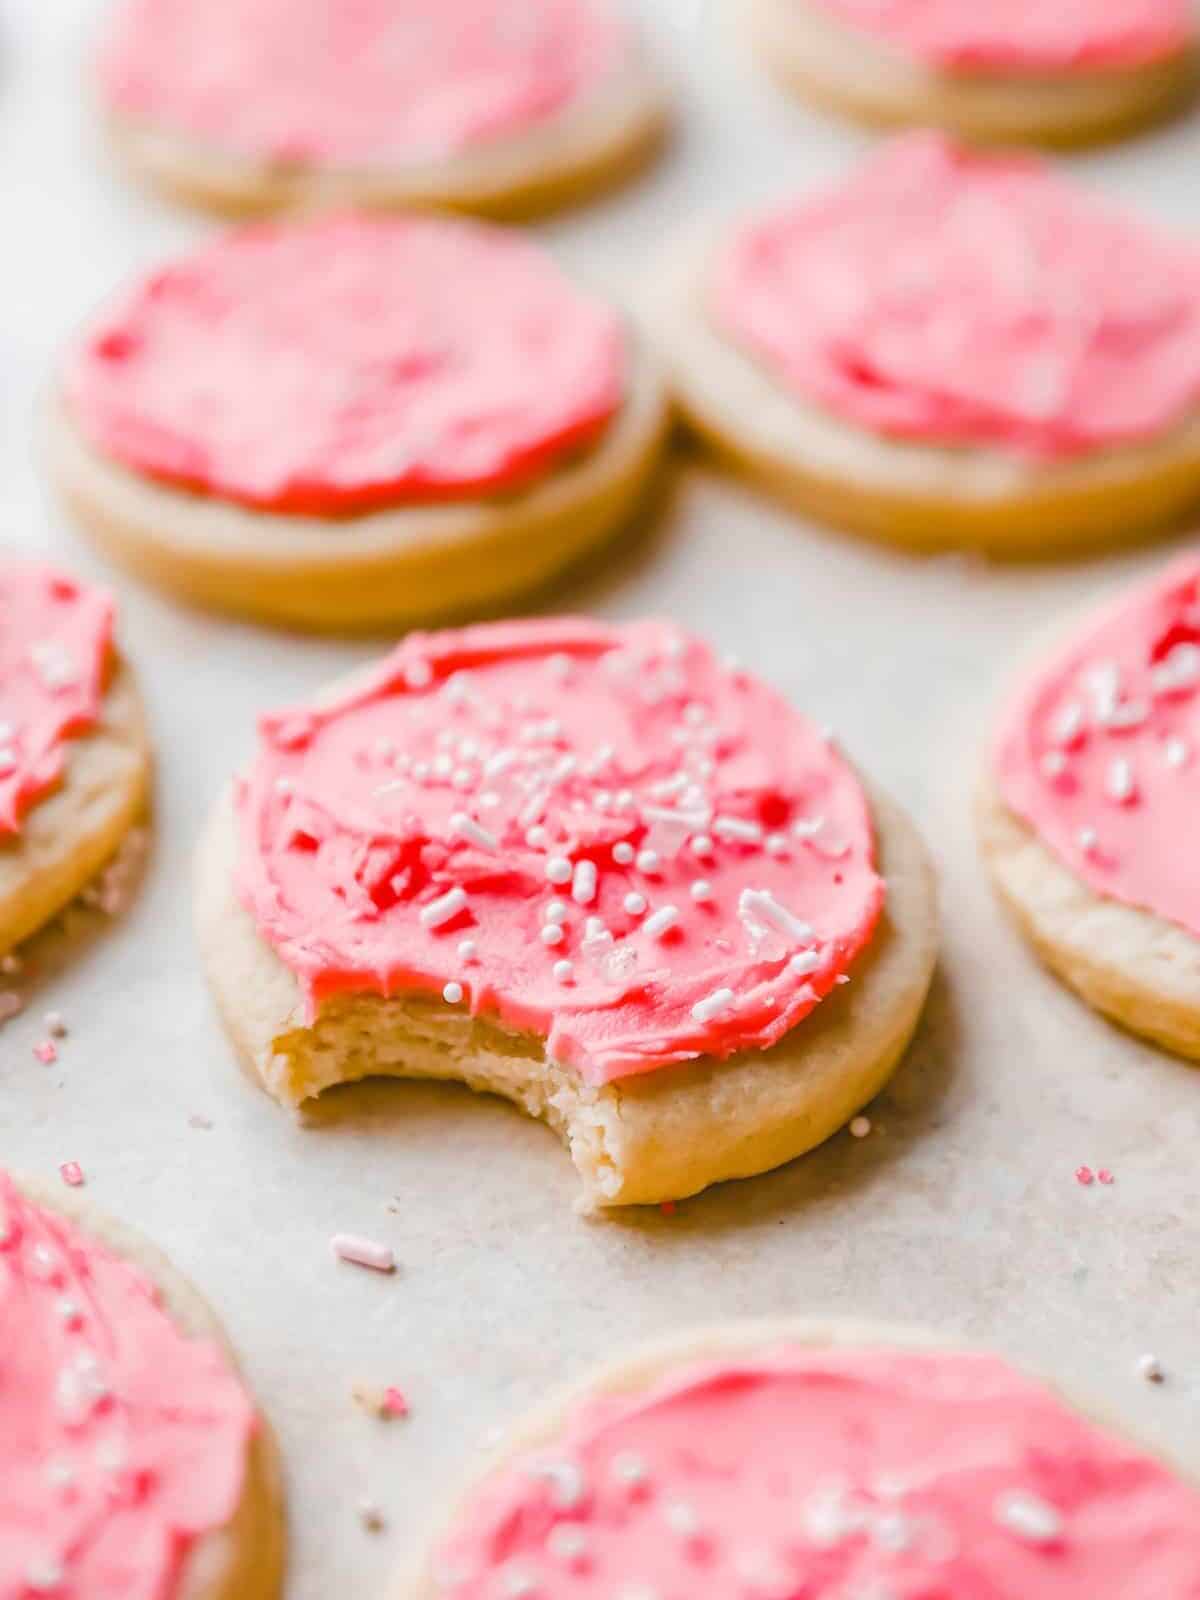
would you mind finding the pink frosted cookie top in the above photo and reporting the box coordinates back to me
[431,1344,1200,1598]
[0,563,113,838]
[995,553,1200,939]
[710,134,1200,461]
[65,213,627,517]
[234,617,884,1085]
[98,0,631,167]
[0,1173,257,1600]
[808,0,1190,70]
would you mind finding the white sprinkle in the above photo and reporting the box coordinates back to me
[612,1451,648,1486]
[0,748,16,776]
[331,1234,395,1274]
[1165,737,1190,769]
[1105,698,1150,731]
[765,832,788,856]
[994,1490,1062,1544]
[648,773,690,799]
[1040,752,1067,779]
[714,815,764,844]
[572,860,598,905]
[457,939,478,963]
[643,905,680,939]
[433,754,453,779]
[546,1525,590,1567]
[56,1297,82,1326]
[483,748,518,779]
[528,1458,586,1509]
[1105,758,1136,804]
[547,652,573,682]
[641,805,710,832]
[636,848,661,874]
[526,825,550,849]
[1050,701,1085,746]
[692,987,735,1023]
[419,887,468,929]
[624,892,647,915]
[450,813,499,853]
[1137,1353,1165,1383]
[24,1559,64,1594]
[849,1116,871,1139]
[690,879,713,902]
[1152,642,1200,694]
[665,1499,702,1538]
[541,924,565,946]
[546,856,572,885]
[1078,827,1099,856]
[404,660,433,689]
[553,959,574,984]
[500,1567,538,1598]
[690,834,714,858]
[442,981,464,1005]
[585,916,607,938]
[789,949,821,977]
[544,899,568,924]
[739,888,813,944]
[792,815,825,839]
[613,841,635,864]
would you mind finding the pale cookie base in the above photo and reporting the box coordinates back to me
[978,777,1200,1062]
[747,0,1196,147]
[647,242,1200,557]
[48,341,671,633]
[394,1314,1195,1598]
[103,54,668,219]
[12,1174,285,1600]
[0,661,151,956]
[193,782,938,1210]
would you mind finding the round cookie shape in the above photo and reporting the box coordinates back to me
[402,1322,1200,1600]
[196,616,938,1208]
[0,564,113,834]
[0,562,149,957]
[235,617,884,1084]
[747,0,1196,148]
[0,1171,282,1600]
[51,217,669,631]
[65,214,626,516]
[982,553,1200,1059]
[651,134,1200,555]
[805,0,1190,71]
[95,0,666,216]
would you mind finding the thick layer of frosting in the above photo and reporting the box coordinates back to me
[0,1173,256,1600]
[0,564,113,838]
[234,618,884,1085]
[711,133,1200,461]
[996,553,1200,939]
[432,1345,1200,1598]
[98,0,630,167]
[809,0,1190,70]
[65,214,626,517]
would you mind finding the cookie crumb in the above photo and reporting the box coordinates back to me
[59,1162,84,1188]
[33,1040,57,1065]
[359,1500,387,1534]
[1137,1353,1165,1384]
[1,953,22,976]
[1075,1166,1095,1186]
[382,1385,409,1418]
[849,1115,872,1139]
[1097,1168,1115,1185]
[44,1011,67,1038]
[659,1201,676,1217]
[188,1113,214,1130]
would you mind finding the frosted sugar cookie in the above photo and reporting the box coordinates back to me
[195,617,938,1209]
[748,0,1196,147]
[652,134,1200,557]
[0,562,149,956]
[0,1169,283,1600]
[398,1319,1200,1600]
[51,213,669,632]
[982,552,1200,1060]
[96,0,666,217]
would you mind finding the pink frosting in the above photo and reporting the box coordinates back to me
[65,213,626,517]
[0,1173,257,1600]
[97,0,629,167]
[0,564,113,839]
[809,0,1190,69]
[233,618,884,1085]
[432,1345,1200,1598]
[996,552,1200,938]
[711,133,1200,461]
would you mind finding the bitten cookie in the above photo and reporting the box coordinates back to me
[195,617,938,1210]
[51,213,669,633]
[981,553,1200,1061]
[0,1169,283,1600]
[95,0,666,217]
[748,0,1196,147]
[397,1318,1200,1599]
[650,134,1200,557]
[0,562,149,956]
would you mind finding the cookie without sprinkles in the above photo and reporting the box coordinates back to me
[197,616,938,1206]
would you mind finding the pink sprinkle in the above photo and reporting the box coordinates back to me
[33,1040,57,1065]
[382,1386,409,1418]
[660,1201,677,1217]
[1075,1166,1095,1186]
[1098,1169,1115,1186]
[59,1162,84,1188]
